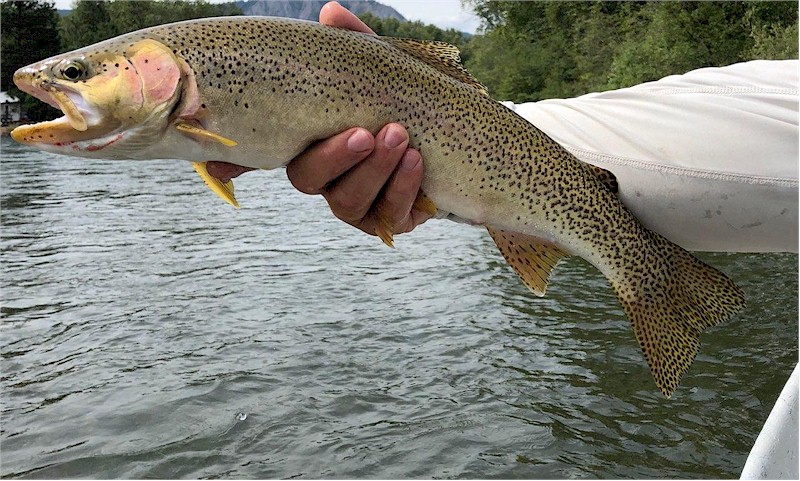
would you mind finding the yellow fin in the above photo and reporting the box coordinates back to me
[373,205,395,248]
[192,162,240,208]
[374,215,395,248]
[487,228,568,297]
[412,191,438,217]
[381,37,489,96]
[176,121,238,147]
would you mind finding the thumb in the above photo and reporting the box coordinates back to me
[319,2,376,34]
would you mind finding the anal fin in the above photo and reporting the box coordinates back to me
[487,228,568,296]
[193,161,240,208]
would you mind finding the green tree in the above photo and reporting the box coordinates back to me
[463,1,585,101]
[606,2,754,89]
[464,1,798,102]
[359,12,467,47]
[1,0,62,120]
[60,0,242,51]
[743,1,800,60]
[57,0,117,52]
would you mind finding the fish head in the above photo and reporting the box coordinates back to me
[11,38,185,158]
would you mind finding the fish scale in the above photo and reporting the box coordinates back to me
[11,16,745,397]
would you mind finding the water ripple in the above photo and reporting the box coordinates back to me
[1,138,797,478]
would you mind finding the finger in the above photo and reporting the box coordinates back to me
[408,206,436,231]
[319,1,376,34]
[205,161,255,183]
[374,149,426,233]
[287,128,374,194]
[323,123,408,224]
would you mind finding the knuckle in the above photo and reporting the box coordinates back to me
[286,167,320,195]
[327,192,367,223]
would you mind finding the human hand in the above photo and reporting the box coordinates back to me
[287,123,430,242]
[285,2,432,242]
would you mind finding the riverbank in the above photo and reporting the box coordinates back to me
[1,123,22,136]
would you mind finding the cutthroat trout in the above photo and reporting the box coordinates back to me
[11,17,745,397]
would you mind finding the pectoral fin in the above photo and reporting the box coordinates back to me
[487,228,568,296]
[175,121,238,147]
[174,122,239,207]
[192,161,239,208]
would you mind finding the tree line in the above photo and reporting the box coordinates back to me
[461,0,798,102]
[361,1,797,102]
[2,0,797,120]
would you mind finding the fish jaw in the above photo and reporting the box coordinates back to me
[11,115,137,157]
[10,68,120,150]
[10,38,184,159]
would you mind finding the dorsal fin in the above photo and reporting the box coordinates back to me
[380,37,489,96]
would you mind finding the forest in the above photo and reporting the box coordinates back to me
[2,0,797,119]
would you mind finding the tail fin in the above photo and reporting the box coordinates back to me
[612,232,746,397]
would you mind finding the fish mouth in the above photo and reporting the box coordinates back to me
[11,79,111,146]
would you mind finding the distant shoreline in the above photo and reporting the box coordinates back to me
[1,123,24,137]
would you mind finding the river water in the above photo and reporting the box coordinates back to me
[1,137,797,479]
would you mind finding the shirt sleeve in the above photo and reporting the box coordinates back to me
[502,59,799,253]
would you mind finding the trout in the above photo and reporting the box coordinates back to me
[11,17,745,397]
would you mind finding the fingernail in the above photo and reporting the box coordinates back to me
[400,150,421,171]
[347,129,373,152]
[384,124,406,149]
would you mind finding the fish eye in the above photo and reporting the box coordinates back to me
[59,60,89,81]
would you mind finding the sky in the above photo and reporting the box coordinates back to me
[51,1,484,34]
[379,0,481,33]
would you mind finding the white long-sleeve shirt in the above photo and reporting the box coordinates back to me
[502,60,798,253]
